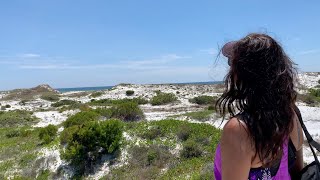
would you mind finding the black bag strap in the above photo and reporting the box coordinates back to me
[293,105,320,162]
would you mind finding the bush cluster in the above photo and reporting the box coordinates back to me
[61,120,123,174]
[90,91,103,98]
[40,93,60,102]
[5,129,32,138]
[93,107,112,118]
[183,110,213,122]
[150,92,177,106]
[176,124,192,141]
[0,110,38,127]
[90,97,148,105]
[126,90,135,96]
[51,99,79,107]
[63,111,100,128]
[39,124,58,144]
[128,145,171,168]
[189,95,216,105]
[309,89,320,97]
[140,126,163,140]
[110,102,144,121]
[180,140,202,158]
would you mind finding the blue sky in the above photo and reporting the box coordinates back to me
[1,0,320,90]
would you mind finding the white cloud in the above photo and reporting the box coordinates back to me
[123,54,190,66]
[19,53,41,58]
[298,49,320,55]
[200,48,217,55]
[18,53,191,70]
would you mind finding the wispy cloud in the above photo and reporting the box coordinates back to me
[19,53,41,58]
[200,48,217,55]
[123,54,190,66]
[18,54,189,70]
[298,49,320,55]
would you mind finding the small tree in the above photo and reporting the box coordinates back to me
[39,124,58,144]
[126,90,135,96]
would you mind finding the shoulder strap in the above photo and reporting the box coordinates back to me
[293,105,320,162]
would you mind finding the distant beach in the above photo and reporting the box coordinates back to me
[56,81,223,93]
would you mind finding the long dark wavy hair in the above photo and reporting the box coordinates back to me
[216,33,297,166]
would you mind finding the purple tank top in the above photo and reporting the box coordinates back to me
[213,140,291,180]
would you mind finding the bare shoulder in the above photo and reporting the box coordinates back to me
[221,117,252,154]
[222,117,249,140]
[220,117,253,179]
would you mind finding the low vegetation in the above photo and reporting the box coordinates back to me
[106,120,221,179]
[63,111,100,128]
[89,97,148,105]
[51,99,79,107]
[0,127,45,179]
[297,88,320,106]
[90,91,103,98]
[169,110,214,122]
[110,102,145,121]
[150,91,177,105]
[0,110,39,127]
[126,90,135,96]
[38,125,58,144]
[189,95,217,105]
[40,93,60,102]
[61,120,123,175]
[184,110,214,122]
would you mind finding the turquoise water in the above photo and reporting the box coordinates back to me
[56,81,222,93]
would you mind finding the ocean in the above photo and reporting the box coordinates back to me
[55,81,223,93]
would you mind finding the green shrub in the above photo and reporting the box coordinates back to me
[93,107,112,118]
[318,79,320,84]
[0,110,38,127]
[150,92,177,105]
[51,99,78,107]
[128,145,171,168]
[63,111,100,128]
[176,124,192,141]
[60,125,79,145]
[110,102,144,121]
[61,120,123,174]
[89,97,148,106]
[181,140,202,158]
[189,95,216,105]
[133,97,149,105]
[58,103,90,113]
[208,105,215,110]
[309,89,320,97]
[90,91,103,98]
[140,126,163,140]
[40,93,60,102]
[5,104,11,108]
[126,90,135,96]
[39,125,58,144]
[19,100,29,106]
[184,110,213,121]
[297,93,318,105]
[5,129,21,138]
